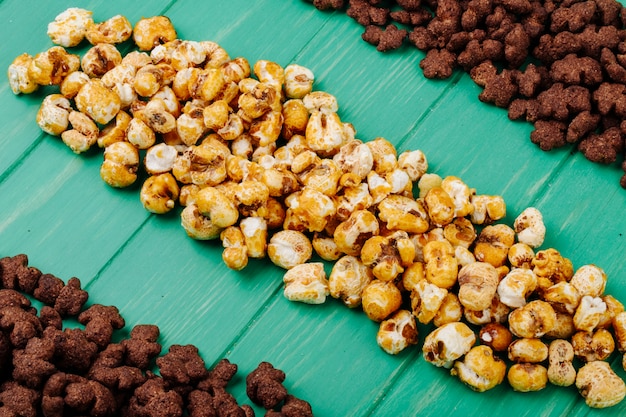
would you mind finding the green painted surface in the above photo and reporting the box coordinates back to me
[0,1,625,416]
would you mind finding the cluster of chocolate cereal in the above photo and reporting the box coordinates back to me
[306,0,626,188]
[0,254,313,417]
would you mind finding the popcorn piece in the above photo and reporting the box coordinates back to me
[457,261,499,311]
[422,322,476,369]
[576,361,626,408]
[133,16,177,51]
[497,268,537,309]
[507,338,548,363]
[479,322,512,352]
[47,8,93,47]
[514,207,546,248]
[376,309,418,354]
[283,263,329,304]
[7,54,38,95]
[329,255,373,308]
[361,279,402,322]
[451,345,507,392]
[36,94,71,136]
[571,329,615,362]
[86,14,133,45]
[508,300,556,339]
[268,230,313,269]
[100,141,140,188]
[573,295,607,332]
[570,264,607,298]
[547,339,576,387]
[140,173,180,214]
[507,363,548,392]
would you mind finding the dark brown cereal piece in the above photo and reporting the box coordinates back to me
[0,381,40,417]
[550,1,597,33]
[478,68,518,108]
[521,1,549,39]
[346,0,389,26]
[469,59,498,87]
[396,0,422,11]
[126,376,184,417]
[362,24,407,52]
[42,372,116,417]
[566,111,601,143]
[504,24,530,68]
[78,304,126,349]
[121,324,162,370]
[550,54,603,86]
[390,9,432,26]
[0,289,32,310]
[419,48,457,79]
[188,386,249,417]
[0,306,42,348]
[514,63,549,98]
[44,327,98,374]
[578,25,621,59]
[530,119,568,151]
[246,362,288,410]
[533,32,582,65]
[54,277,88,317]
[12,336,56,388]
[595,0,623,26]
[309,0,345,10]
[578,126,624,163]
[536,83,591,121]
[88,343,146,392]
[33,273,65,306]
[197,358,238,391]
[408,26,440,51]
[0,254,40,293]
[156,344,209,389]
[457,38,503,71]
[461,0,492,31]
[39,305,63,330]
[600,48,626,84]
[508,98,541,122]
[593,82,626,117]
[280,395,314,417]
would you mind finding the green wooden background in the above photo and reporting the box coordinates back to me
[1,1,625,416]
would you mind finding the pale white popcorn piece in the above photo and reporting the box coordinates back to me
[283,262,329,304]
[497,268,537,308]
[441,176,473,218]
[570,264,607,298]
[267,230,313,269]
[514,207,546,248]
[398,149,428,182]
[144,143,178,175]
[573,295,607,332]
[47,8,93,47]
[422,322,476,368]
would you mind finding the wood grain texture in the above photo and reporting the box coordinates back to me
[1,1,626,416]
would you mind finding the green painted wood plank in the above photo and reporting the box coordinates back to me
[1,1,626,417]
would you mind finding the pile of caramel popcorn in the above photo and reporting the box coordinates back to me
[8,7,626,409]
